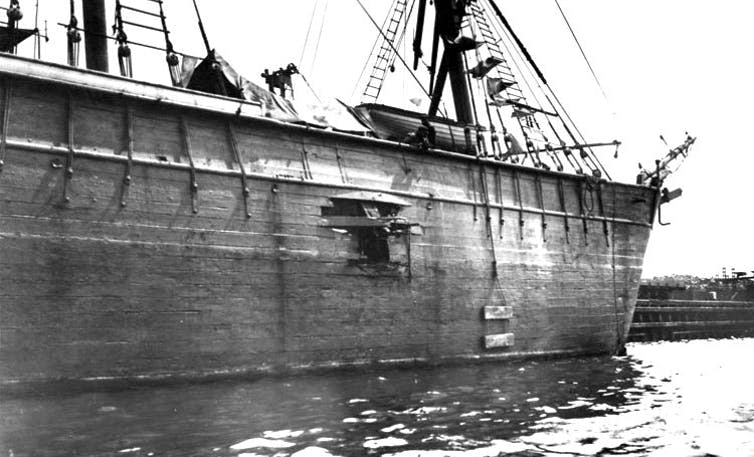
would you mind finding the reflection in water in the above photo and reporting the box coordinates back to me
[1,338,753,456]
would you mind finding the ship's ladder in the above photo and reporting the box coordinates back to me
[112,0,180,84]
[361,0,410,103]
[462,1,526,106]
[463,1,554,163]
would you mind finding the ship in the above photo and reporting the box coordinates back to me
[0,0,693,388]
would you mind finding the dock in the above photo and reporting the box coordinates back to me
[628,299,754,342]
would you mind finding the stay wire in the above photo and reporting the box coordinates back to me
[384,0,417,94]
[298,0,321,68]
[349,0,399,102]
[480,0,557,132]
[372,0,418,103]
[482,0,576,172]
[308,0,329,77]
[299,73,323,104]
[554,87,611,178]
[477,0,554,168]
[550,0,614,178]
[485,29,538,166]
[553,0,612,110]
[484,0,610,178]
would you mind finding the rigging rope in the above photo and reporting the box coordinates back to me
[349,0,398,102]
[466,7,533,164]
[33,0,40,58]
[553,0,611,109]
[474,0,566,171]
[480,2,562,140]
[485,0,578,172]
[551,0,615,178]
[486,0,547,85]
[299,73,323,104]
[113,0,133,78]
[482,0,613,178]
[66,0,81,66]
[298,0,321,68]
[391,0,418,81]
[353,0,431,98]
[307,0,329,78]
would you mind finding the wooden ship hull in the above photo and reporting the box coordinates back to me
[0,55,657,387]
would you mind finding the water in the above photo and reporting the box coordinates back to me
[1,338,753,457]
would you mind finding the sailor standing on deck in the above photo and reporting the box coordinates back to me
[405,116,436,151]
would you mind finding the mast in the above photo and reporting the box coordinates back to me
[82,0,108,72]
[427,0,473,124]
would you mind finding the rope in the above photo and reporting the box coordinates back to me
[157,0,173,54]
[498,42,593,175]
[390,0,417,77]
[66,0,81,66]
[480,0,570,171]
[610,184,622,352]
[483,0,612,179]
[581,176,595,214]
[349,0,397,102]
[113,0,133,78]
[362,0,417,103]
[478,77,502,158]
[33,0,40,58]
[354,0,431,99]
[298,0,321,67]
[486,0,547,84]
[299,73,322,104]
[550,0,613,179]
[308,0,329,77]
[475,0,560,170]
[461,53,479,125]
[553,0,611,109]
[547,87,610,178]
[191,0,211,54]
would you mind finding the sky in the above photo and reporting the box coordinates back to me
[12,0,754,278]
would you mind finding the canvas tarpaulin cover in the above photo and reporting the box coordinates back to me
[179,51,371,135]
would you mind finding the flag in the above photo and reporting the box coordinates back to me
[469,57,503,78]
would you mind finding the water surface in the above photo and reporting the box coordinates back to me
[2,338,753,456]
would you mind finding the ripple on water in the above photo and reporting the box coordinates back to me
[1,339,753,456]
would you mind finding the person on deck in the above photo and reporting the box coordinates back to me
[405,116,436,151]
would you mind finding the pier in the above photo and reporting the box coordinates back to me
[628,299,754,342]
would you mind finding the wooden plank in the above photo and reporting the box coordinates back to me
[483,306,513,320]
[484,333,515,349]
[632,320,754,329]
[636,307,754,313]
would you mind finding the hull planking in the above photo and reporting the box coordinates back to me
[0,55,656,387]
